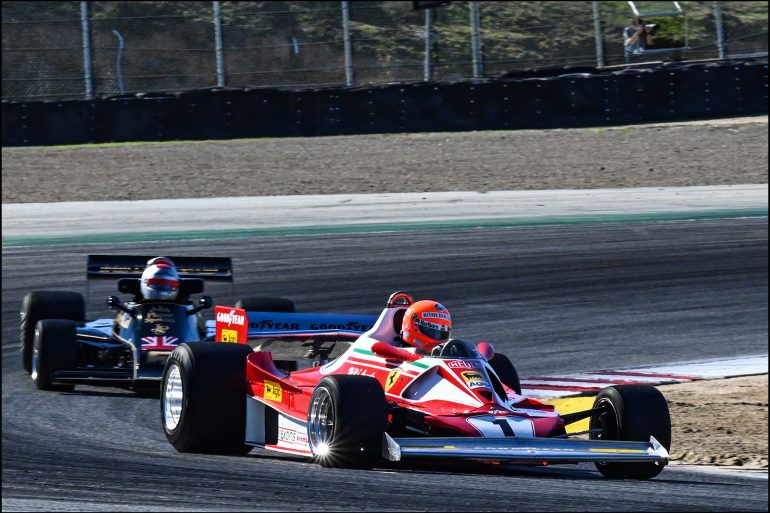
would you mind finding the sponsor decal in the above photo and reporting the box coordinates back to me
[385,370,401,392]
[415,318,447,331]
[264,380,282,402]
[250,320,300,330]
[217,309,246,327]
[422,312,450,320]
[144,310,176,324]
[150,324,170,335]
[434,303,447,312]
[141,336,179,348]
[220,329,239,343]
[348,367,376,378]
[462,370,489,389]
[277,427,308,445]
[215,306,247,343]
[309,322,373,331]
[447,360,482,369]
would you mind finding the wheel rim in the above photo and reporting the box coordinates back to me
[31,327,40,381]
[308,387,335,456]
[31,345,39,381]
[163,364,183,432]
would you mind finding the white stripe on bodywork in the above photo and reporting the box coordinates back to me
[467,415,535,438]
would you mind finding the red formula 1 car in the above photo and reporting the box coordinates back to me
[161,292,671,479]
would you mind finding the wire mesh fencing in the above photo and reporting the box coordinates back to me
[2,1,767,101]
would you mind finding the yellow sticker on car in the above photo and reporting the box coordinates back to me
[264,380,282,402]
[385,370,400,392]
[461,370,489,388]
[220,329,238,343]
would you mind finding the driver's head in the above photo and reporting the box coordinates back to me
[401,300,452,352]
[140,262,180,301]
[146,256,176,268]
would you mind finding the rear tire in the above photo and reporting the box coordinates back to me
[307,375,387,469]
[21,291,85,374]
[161,342,254,454]
[235,297,296,313]
[32,319,78,391]
[488,352,522,395]
[589,385,671,479]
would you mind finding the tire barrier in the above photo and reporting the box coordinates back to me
[2,59,766,147]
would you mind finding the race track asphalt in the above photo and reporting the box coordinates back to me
[2,217,768,511]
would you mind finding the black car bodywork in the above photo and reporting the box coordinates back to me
[23,255,232,391]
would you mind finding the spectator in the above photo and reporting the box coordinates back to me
[624,17,654,63]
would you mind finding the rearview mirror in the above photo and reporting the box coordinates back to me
[371,341,421,362]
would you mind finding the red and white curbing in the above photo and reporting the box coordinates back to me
[521,354,768,399]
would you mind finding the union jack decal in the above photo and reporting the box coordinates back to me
[141,336,179,349]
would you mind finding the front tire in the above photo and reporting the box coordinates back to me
[307,375,387,468]
[21,291,85,374]
[32,319,78,391]
[161,342,254,454]
[589,385,671,479]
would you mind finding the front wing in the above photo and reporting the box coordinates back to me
[383,434,669,465]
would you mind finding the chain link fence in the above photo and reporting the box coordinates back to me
[2,1,767,101]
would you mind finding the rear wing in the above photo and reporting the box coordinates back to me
[87,255,233,281]
[215,306,377,343]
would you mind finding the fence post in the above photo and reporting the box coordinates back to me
[342,1,354,86]
[592,1,605,68]
[424,8,432,81]
[713,1,727,60]
[80,1,94,99]
[469,1,483,78]
[213,1,226,87]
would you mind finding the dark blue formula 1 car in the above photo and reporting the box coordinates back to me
[19,255,295,393]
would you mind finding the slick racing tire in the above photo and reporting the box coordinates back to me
[161,342,254,455]
[32,319,78,391]
[488,352,522,395]
[308,375,387,469]
[21,291,85,374]
[235,297,296,313]
[589,385,671,479]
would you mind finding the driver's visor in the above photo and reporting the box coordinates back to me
[415,318,450,341]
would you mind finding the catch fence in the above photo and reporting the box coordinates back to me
[2,1,767,101]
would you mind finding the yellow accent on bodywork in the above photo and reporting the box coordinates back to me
[589,448,645,454]
[264,380,283,402]
[544,396,595,434]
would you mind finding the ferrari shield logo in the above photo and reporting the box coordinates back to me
[385,370,400,392]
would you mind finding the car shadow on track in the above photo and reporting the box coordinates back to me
[61,388,160,399]
[244,448,605,480]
